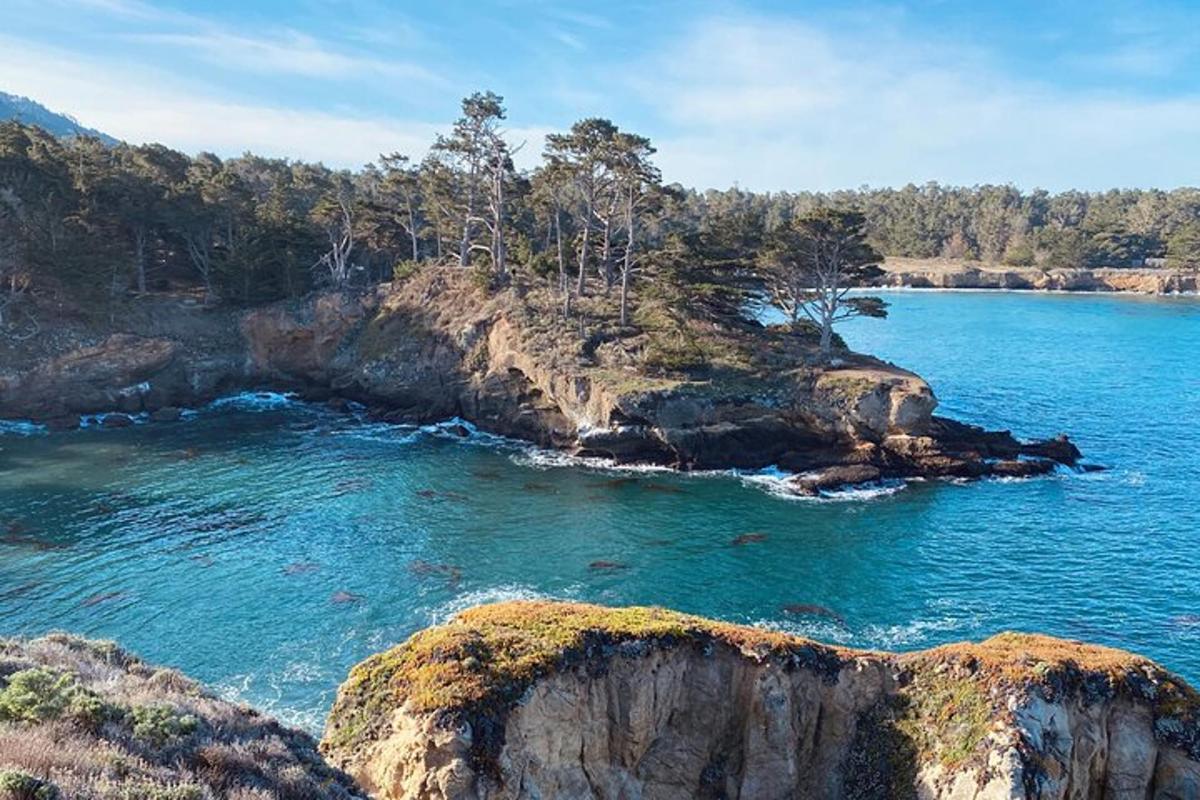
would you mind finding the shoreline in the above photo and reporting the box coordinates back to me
[0,390,1088,502]
[861,284,1200,297]
[871,259,1199,295]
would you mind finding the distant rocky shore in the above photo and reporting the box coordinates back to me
[872,257,1198,294]
[0,269,1084,495]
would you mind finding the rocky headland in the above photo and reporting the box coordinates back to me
[6,605,1198,800]
[873,257,1198,294]
[320,600,1200,800]
[0,269,1081,494]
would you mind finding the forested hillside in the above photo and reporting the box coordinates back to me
[0,91,117,145]
[2,91,1198,339]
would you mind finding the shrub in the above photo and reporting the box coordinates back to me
[0,770,59,800]
[0,668,117,729]
[130,705,199,746]
[391,260,423,282]
[469,263,496,292]
[102,783,204,800]
[1001,240,1036,267]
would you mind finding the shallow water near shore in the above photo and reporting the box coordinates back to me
[1,291,1198,732]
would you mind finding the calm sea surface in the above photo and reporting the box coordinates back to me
[1,291,1197,731]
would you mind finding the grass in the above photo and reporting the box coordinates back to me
[0,634,365,800]
[323,601,1200,790]
[321,600,850,762]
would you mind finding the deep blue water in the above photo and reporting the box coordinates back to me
[1,291,1198,732]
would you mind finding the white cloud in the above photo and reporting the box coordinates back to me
[128,29,441,83]
[630,15,1200,191]
[0,36,550,170]
[0,36,436,165]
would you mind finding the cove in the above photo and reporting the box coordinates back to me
[1,290,1197,734]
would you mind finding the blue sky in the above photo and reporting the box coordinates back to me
[4,0,1200,190]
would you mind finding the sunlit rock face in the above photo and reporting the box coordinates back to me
[321,600,1200,800]
[1,269,1078,489]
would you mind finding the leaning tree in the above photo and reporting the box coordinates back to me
[763,207,887,362]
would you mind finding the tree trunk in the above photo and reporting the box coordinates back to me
[493,162,506,277]
[620,188,635,327]
[819,300,834,362]
[601,219,612,294]
[554,208,565,294]
[133,226,147,294]
[460,181,475,268]
[408,205,419,261]
[577,216,590,296]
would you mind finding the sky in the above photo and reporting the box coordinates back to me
[4,0,1200,191]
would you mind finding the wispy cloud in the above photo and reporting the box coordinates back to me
[630,15,1200,190]
[0,35,548,169]
[128,29,441,83]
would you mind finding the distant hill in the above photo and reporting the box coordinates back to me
[0,91,119,145]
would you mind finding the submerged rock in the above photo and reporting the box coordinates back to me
[148,405,182,422]
[321,600,1200,800]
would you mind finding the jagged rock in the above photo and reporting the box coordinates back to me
[0,271,1083,488]
[791,464,882,495]
[43,415,80,431]
[989,458,1056,478]
[321,600,1200,800]
[149,406,182,422]
[1020,434,1081,465]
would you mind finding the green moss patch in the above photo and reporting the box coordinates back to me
[321,600,850,761]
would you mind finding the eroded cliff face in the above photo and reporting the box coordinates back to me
[873,263,1199,294]
[320,602,1200,800]
[0,270,1079,486]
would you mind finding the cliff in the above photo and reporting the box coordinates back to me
[874,258,1199,294]
[0,269,1080,491]
[0,633,364,799]
[321,600,1200,800]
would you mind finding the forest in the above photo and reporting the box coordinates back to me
[2,91,1199,333]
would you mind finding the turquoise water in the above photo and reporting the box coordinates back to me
[1,291,1198,732]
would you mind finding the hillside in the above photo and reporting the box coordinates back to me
[0,91,118,145]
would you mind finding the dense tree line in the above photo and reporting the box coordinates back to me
[676,183,1200,271]
[2,91,1198,346]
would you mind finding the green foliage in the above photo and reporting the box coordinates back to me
[103,784,204,800]
[1001,239,1036,267]
[392,259,423,282]
[1166,222,1200,271]
[0,668,118,729]
[129,705,199,746]
[525,251,558,280]
[0,771,59,800]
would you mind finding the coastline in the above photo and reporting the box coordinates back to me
[872,257,1199,295]
[0,270,1084,496]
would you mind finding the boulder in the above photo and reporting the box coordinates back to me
[149,406,183,422]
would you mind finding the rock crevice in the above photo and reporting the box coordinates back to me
[321,601,1200,800]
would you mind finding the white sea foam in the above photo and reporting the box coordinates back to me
[428,585,573,626]
[207,391,298,411]
[0,419,47,436]
[736,468,909,502]
[512,448,675,473]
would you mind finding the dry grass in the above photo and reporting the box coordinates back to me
[0,635,364,800]
[322,601,1200,780]
[321,600,852,761]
